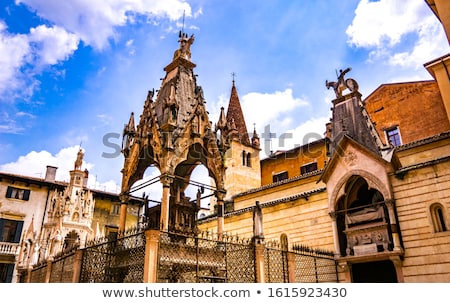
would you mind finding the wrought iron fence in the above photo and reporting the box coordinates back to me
[158,231,255,283]
[291,243,337,283]
[27,227,337,283]
[264,247,289,282]
[79,226,146,283]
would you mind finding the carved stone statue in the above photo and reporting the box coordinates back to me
[253,201,264,241]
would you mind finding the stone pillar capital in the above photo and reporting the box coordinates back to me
[159,174,174,187]
[215,189,226,202]
[119,192,130,204]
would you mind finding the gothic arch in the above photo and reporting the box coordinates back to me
[330,169,391,212]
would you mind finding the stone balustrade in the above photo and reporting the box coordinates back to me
[0,242,19,255]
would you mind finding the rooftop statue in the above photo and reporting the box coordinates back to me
[326,67,359,98]
[173,31,195,61]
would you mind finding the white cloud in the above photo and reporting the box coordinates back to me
[346,0,449,68]
[16,0,192,50]
[0,145,126,193]
[29,25,79,65]
[0,21,30,95]
[0,23,78,101]
[241,88,309,131]
[0,146,91,181]
[388,18,448,68]
[259,116,328,159]
[346,0,422,48]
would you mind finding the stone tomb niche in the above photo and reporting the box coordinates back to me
[339,176,393,256]
[344,205,390,256]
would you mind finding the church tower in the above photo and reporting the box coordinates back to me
[214,79,261,205]
[120,31,227,236]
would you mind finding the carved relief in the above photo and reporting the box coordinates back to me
[343,151,357,166]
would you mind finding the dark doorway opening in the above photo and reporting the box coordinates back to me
[352,260,397,283]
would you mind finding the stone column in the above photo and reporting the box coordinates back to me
[329,211,341,257]
[159,174,173,232]
[385,200,402,252]
[287,252,296,283]
[45,258,53,283]
[72,250,83,283]
[390,256,404,283]
[26,266,32,283]
[118,193,129,234]
[216,190,226,239]
[254,242,265,283]
[144,229,161,283]
[337,261,351,282]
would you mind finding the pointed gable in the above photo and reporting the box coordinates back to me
[226,81,251,146]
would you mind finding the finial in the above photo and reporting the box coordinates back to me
[231,72,236,86]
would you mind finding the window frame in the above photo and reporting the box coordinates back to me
[385,126,402,147]
[272,171,288,183]
[5,186,30,201]
[300,162,318,175]
[430,203,448,233]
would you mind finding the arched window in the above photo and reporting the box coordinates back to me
[430,203,447,233]
[246,152,251,167]
[242,151,246,166]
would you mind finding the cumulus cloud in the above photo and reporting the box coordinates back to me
[1,0,193,104]
[0,145,125,193]
[29,25,79,66]
[0,21,30,95]
[0,146,91,181]
[16,0,192,50]
[259,116,329,158]
[241,88,309,130]
[346,0,449,68]
[0,22,79,102]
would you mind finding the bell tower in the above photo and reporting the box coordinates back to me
[119,31,227,236]
[214,79,261,206]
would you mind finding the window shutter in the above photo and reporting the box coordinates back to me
[6,264,14,283]
[0,219,4,241]
[22,190,30,201]
[13,221,24,243]
[5,186,13,198]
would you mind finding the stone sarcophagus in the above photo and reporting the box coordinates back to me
[344,204,392,256]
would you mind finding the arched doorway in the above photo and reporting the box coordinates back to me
[352,260,397,282]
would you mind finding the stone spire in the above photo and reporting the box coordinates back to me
[251,124,260,149]
[225,80,251,146]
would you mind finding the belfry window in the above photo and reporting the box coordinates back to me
[242,151,251,167]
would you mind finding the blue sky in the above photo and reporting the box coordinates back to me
[0,0,449,199]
